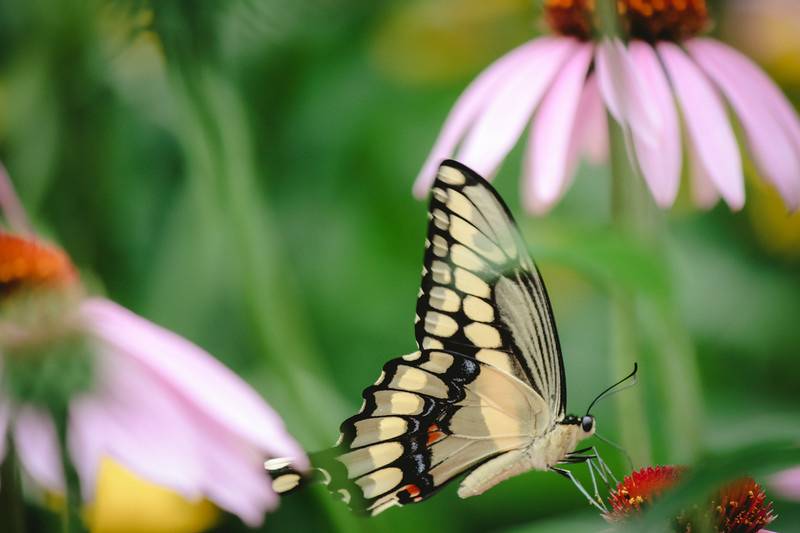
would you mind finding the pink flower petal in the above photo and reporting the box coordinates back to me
[771,467,800,501]
[198,428,277,526]
[690,38,800,159]
[71,350,277,524]
[524,43,594,213]
[14,407,63,492]
[413,39,548,197]
[595,38,662,147]
[658,42,744,210]
[688,137,720,209]
[456,37,577,178]
[70,351,206,501]
[688,39,800,209]
[79,298,307,468]
[577,74,608,165]
[628,41,682,208]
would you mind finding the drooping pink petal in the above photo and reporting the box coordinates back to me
[71,350,277,525]
[413,39,548,197]
[689,38,800,159]
[14,407,63,491]
[688,137,720,209]
[595,38,662,147]
[770,467,800,500]
[456,37,577,178]
[577,74,608,165]
[658,42,744,210]
[524,43,594,213]
[70,351,206,501]
[687,38,800,209]
[198,426,278,526]
[628,41,682,208]
[79,298,307,468]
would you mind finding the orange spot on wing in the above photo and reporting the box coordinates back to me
[426,424,445,445]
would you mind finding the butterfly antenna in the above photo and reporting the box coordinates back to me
[595,432,633,473]
[585,363,638,416]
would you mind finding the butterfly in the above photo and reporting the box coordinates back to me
[266,160,634,515]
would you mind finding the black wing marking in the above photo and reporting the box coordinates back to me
[415,160,567,419]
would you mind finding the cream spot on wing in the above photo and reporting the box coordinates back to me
[339,442,404,478]
[272,474,301,493]
[389,365,449,398]
[438,165,466,185]
[431,261,452,284]
[402,351,421,361]
[432,187,448,203]
[454,268,490,298]
[424,311,458,338]
[421,337,444,350]
[351,417,408,448]
[449,216,505,264]
[420,351,454,374]
[374,371,386,385]
[432,235,448,258]
[372,391,424,416]
[463,295,494,322]
[445,189,475,221]
[338,489,351,504]
[432,209,449,230]
[476,349,513,375]
[356,467,404,499]
[429,286,461,313]
[464,323,502,348]
[264,457,292,470]
[462,185,518,258]
[450,243,489,273]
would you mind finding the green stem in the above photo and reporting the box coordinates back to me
[608,118,653,468]
[0,445,26,533]
[53,408,84,533]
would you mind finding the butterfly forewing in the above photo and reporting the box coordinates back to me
[415,160,566,420]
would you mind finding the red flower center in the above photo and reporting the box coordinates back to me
[0,233,76,299]
[545,0,710,42]
[712,478,776,533]
[608,465,684,518]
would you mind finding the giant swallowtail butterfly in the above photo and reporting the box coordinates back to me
[267,160,628,515]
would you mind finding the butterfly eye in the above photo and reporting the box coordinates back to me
[581,415,594,433]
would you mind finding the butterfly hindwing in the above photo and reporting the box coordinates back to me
[416,160,567,420]
[329,349,550,515]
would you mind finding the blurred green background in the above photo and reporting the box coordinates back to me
[1,0,799,531]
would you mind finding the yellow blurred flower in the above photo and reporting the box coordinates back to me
[722,0,800,88]
[747,174,800,260]
[85,458,219,533]
[370,0,536,85]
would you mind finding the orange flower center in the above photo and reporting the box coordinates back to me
[0,233,76,298]
[545,0,709,42]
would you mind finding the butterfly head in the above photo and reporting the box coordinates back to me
[562,414,596,437]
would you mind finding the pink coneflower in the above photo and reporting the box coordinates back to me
[414,0,800,213]
[606,465,777,533]
[771,466,800,501]
[0,232,307,526]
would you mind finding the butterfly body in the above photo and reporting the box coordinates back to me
[458,422,590,498]
[267,160,599,515]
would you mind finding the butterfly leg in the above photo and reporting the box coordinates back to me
[589,446,619,486]
[550,467,606,512]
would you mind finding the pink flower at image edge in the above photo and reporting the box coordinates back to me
[1,297,307,526]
